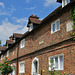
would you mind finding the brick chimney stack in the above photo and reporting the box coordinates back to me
[29,14,39,19]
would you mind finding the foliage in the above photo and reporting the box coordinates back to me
[0,40,1,45]
[0,56,16,75]
[71,6,75,25]
[42,59,65,75]
[70,6,75,40]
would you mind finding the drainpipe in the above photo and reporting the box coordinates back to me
[40,54,42,75]
[17,43,19,75]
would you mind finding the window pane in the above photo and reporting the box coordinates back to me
[57,21,60,30]
[60,56,63,70]
[20,63,24,72]
[55,57,58,69]
[53,23,55,32]
[67,0,70,3]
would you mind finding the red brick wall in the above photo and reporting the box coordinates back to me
[0,8,75,75]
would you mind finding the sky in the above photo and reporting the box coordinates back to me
[0,0,61,45]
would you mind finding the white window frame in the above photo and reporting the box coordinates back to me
[51,19,60,34]
[31,57,39,75]
[7,50,9,57]
[49,54,64,71]
[1,55,3,60]
[20,39,25,48]
[29,23,33,31]
[62,0,70,7]
[19,61,25,73]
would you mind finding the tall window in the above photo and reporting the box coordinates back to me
[49,54,63,71]
[20,39,25,48]
[19,61,25,73]
[1,55,3,60]
[51,19,60,34]
[7,50,9,57]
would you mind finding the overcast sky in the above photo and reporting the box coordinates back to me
[0,0,61,45]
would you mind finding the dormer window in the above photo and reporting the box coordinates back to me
[1,55,3,60]
[57,0,70,8]
[29,23,33,31]
[20,39,25,48]
[62,0,70,7]
[7,50,9,57]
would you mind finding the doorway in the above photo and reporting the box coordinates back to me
[32,57,39,75]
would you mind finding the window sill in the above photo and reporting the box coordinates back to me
[51,29,60,34]
[20,46,25,49]
[49,69,64,71]
[19,72,25,73]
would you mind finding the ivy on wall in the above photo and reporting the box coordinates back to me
[70,6,75,40]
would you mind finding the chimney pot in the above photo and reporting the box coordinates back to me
[35,15,37,17]
[31,14,33,16]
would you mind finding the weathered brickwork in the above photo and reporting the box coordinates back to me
[0,5,75,75]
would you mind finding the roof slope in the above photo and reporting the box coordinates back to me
[13,33,23,38]
[0,46,7,51]
[6,40,14,44]
[29,18,41,24]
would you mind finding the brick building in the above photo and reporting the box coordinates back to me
[0,0,75,75]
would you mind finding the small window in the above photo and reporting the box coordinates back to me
[19,61,25,73]
[49,54,64,71]
[62,0,70,7]
[65,0,70,4]
[7,50,9,57]
[20,39,25,48]
[1,55,3,60]
[51,19,60,34]
[29,23,33,31]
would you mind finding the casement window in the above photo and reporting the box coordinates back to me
[62,0,70,7]
[1,55,3,60]
[19,61,25,73]
[49,54,64,71]
[7,50,9,57]
[51,19,60,34]
[20,39,25,48]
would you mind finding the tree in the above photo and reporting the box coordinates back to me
[0,56,16,75]
[0,40,1,45]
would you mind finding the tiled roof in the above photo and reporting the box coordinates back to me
[41,5,62,24]
[0,46,7,51]
[6,40,14,44]
[29,18,41,24]
[27,15,42,27]
[9,35,13,38]
[13,33,23,38]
